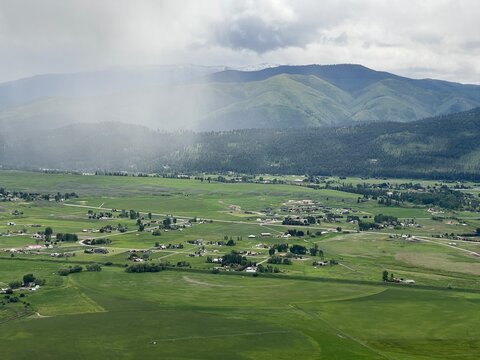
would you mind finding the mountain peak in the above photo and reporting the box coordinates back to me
[208,63,402,92]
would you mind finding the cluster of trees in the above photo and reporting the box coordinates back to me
[87,210,113,219]
[58,265,83,276]
[86,263,102,272]
[286,229,305,237]
[83,238,111,245]
[268,243,323,259]
[282,217,310,226]
[309,244,323,257]
[359,213,399,231]
[374,214,398,223]
[161,217,177,229]
[267,256,292,265]
[398,187,468,210]
[382,270,401,282]
[176,261,190,267]
[358,222,381,231]
[289,244,307,255]
[128,252,150,261]
[0,188,78,202]
[44,227,53,241]
[276,243,290,252]
[8,274,45,289]
[221,251,255,268]
[56,233,78,242]
[125,263,166,273]
[257,264,280,273]
[334,182,478,211]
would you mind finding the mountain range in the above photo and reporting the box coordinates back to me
[0,64,479,132]
[1,63,479,178]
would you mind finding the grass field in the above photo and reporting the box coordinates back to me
[1,266,479,359]
[1,171,479,359]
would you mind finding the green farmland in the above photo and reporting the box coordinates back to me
[1,171,480,359]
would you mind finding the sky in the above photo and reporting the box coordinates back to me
[0,0,479,83]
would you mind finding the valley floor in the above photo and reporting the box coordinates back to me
[0,171,479,359]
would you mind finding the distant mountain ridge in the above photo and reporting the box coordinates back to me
[0,64,479,131]
[0,64,226,110]
[205,64,480,126]
[208,64,402,92]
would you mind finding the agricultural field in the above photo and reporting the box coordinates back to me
[0,170,479,359]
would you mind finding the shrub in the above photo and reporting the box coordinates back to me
[70,265,83,273]
[57,265,83,276]
[8,280,22,289]
[86,263,102,272]
[57,268,71,276]
[176,261,190,267]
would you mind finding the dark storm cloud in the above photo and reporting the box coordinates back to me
[211,13,316,53]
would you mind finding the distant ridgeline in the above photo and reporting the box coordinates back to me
[0,107,480,180]
[1,64,480,132]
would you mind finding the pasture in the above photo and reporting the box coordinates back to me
[0,171,479,358]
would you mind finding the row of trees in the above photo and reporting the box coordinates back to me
[125,263,166,273]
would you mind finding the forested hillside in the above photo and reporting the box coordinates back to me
[1,108,479,179]
[173,107,480,179]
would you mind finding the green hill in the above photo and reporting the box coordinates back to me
[0,64,479,131]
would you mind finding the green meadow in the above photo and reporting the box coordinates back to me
[0,171,479,359]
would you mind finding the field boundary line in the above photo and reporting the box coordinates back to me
[153,330,291,342]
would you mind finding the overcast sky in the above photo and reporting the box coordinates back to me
[0,0,479,83]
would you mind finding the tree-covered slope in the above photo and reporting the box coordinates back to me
[1,108,480,180]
